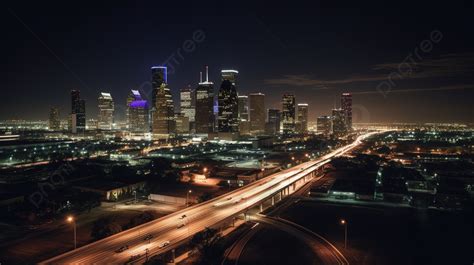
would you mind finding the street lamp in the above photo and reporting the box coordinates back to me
[67,215,77,249]
[203,167,208,173]
[340,219,347,249]
[133,190,137,203]
[186,190,192,206]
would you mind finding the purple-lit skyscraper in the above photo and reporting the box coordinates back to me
[127,89,149,133]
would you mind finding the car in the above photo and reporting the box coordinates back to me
[178,214,187,220]
[115,245,128,253]
[158,240,170,248]
[128,254,141,262]
[144,234,153,241]
[177,223,185,229]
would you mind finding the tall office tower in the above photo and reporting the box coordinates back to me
[175,113,190,134]
[180,86,195,124]
[221,69,238,84]
[341,93,352,130]
[151,66,175,137]
[127,90,149,133]
[49,107,60,131]
[266,108,280,135]
[126,90,142,126]
[238,95,249,121]
[296,103,309,133]
[331,108,346,137]
[151,66,167,109]
[249,93,265,134]
[317,115,332,136]
[195,66,215,134]
[281,94,296,134]
[97,92,114,130]
[70,90,86,133]
[218,69,239,133]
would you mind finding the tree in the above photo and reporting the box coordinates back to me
[198,192,214,203]
[90,217,122,240]
[124,211,158,229]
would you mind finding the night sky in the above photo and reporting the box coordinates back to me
[3,2,474,123]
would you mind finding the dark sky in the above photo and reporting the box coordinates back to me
[3,2,474,123]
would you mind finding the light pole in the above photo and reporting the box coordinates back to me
[67,216,76,249]
[340,219,347,249]
[133,190,137,203]
[186,189,192,206]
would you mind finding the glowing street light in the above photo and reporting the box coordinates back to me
[340,219,347,249]
[67,215,77,249]
[186,190,192,206]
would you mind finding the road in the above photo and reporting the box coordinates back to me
[41,132,378,264]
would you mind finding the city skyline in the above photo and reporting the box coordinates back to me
[3,3,474,123]
[1,3,472,265]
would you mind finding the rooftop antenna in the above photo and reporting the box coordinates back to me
[205,65,209,82]
[200,71,203,83]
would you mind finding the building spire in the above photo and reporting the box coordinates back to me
[205,65,209,82]
[200,71,203,83]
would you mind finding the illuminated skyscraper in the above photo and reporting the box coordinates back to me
[332,108,346,136]
[296,103,308,133]
[266,108,280,135]
[317,115,332,136]
[218,69,239,133]
[249,93,265,134]
[151,66,167,109]
[281,94,296,134]
[127,90,149,133]
[151,66,175,137]
[238,95,249,121]
[98,92,114,130]
[221,70,238,84]
[49,107,60,131]
[341,93,352,130]
[70,90,85,134]
[180,86,195,124]
[195,66,215,134]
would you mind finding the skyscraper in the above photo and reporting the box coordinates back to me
[332,108,346,136]
[98,92,114,130]
[281,94,296,134]
[127,90,149,133]
[296,103,308,133]
[249,93,265,134]
[238,95,249,121]
[180,86,195,124]
[221,70,238,84]
[266,108,280,135]
[70,90,85,134]
[195,66,215,134]
[151,66,167,109]
[218,69,239,133]
[151,66,175,137]
[317,115,332,136]
[341,93,352,130]
[49,107,60,131]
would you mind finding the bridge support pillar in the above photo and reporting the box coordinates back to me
[271,196,275,206]
[260,203,263,212]
[171,249,175,263]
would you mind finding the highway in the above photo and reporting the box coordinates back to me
[41,132,378,264]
